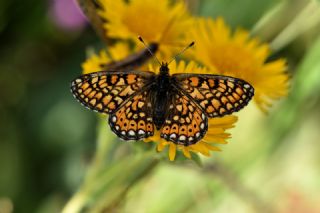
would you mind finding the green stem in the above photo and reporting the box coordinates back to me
[271,0,320,51]
[252,0,320,51]
[62,118,159,213]
[202,161,274,213]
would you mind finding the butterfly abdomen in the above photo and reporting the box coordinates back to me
[153,72,172,130]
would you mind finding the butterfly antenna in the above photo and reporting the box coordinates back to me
[168,41,195,65]
[138,36,161,66]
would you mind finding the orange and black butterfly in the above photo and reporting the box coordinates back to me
[71,40,254,146]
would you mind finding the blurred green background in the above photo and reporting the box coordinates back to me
[1,0,320,212]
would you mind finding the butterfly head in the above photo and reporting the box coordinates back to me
[159,62,170,75]
[138,36,194,76]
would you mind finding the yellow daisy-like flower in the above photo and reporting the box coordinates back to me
[97,0,193,57]
[145,60,238,161]
[190,17,289,112]
[82,42,131,74]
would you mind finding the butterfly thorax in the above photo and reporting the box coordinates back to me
[152,63,172,130]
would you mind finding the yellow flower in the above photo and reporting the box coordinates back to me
[145,60,238,161]
[82,42,131,74]
[190,17,289,112]
[97,0,193,57]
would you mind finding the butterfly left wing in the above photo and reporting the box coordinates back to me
[160,89,208,146]
[71,71,155,114]
[108,89,154,140]
[172,74,254,117]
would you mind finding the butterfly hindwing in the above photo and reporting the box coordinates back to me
[71,71,155,114]
[173,74,254,117]
[108,89,154,140]
[160,88,208,146]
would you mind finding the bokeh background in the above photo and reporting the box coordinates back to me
[1,0,320,212]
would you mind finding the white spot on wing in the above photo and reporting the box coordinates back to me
[179,135,186,141]
[201,113,206,120]
[128,130,135,136]
[138,130,145,135]
[170,134,176,139]
[112,116,117,122]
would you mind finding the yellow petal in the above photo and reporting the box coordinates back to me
[182,147,191,159]
[169,143,177,161]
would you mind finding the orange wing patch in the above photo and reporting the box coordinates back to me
[71,71,154,114]
[108,90,154,140]
[160,90,208,145]
[174,74,254,117]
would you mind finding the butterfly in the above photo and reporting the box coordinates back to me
[71,57,254,146]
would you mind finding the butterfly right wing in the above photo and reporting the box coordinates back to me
[173,74,254,117]
[160,88,208,146]
[71,71,155,114]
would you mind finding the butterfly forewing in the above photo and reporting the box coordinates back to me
[109,89,154,140]
[173,74,254,117]
[71,71,155,114]
[160,88,208,146]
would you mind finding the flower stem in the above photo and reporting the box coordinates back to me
[202,161,274,213]
[62,118,159,213]
[271,0,320,51]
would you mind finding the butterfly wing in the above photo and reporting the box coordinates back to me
[172,74,254,117]
[108,89,154,140]
[71,71,155,114]
[76,0,110,44]
[160,88,208,146]
[105,44,159,71]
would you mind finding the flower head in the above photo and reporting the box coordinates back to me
[190,17,289,112]
[97,0,193,57]
[145,60,238,161]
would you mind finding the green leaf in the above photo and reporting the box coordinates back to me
[199,0,278,28]
[268,35,320,151]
